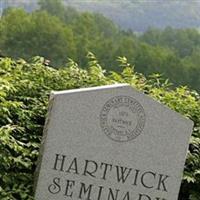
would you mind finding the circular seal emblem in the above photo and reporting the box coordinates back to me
[100,96,145,142]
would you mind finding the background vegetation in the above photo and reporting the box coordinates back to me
[0,0,200,92]
[2,0,200,32]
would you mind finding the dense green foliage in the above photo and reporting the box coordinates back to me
[0,55,199,200]
[0,1,200,92]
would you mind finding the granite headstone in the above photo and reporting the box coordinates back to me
[34,84,193,200]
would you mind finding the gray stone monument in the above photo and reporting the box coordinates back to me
[34,84,193,200]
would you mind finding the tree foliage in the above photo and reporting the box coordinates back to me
[0,5,200,91]
[0,9,75,66]
[0,55,199,200]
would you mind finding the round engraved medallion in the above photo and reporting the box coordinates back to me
[100,96,145,142]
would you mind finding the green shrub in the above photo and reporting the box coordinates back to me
[0,54,199,200]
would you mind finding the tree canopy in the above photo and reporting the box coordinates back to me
[0,0,200,91]
[0,4,200,92]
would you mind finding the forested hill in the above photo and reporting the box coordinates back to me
[64,0,200,32]
[2,0,200,32]
[1,0,200,92]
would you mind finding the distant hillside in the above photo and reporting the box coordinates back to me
[63,0,200,32]
[2,0,200,32]
[0,0,38,12]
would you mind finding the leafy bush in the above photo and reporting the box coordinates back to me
[0,54,199,200]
